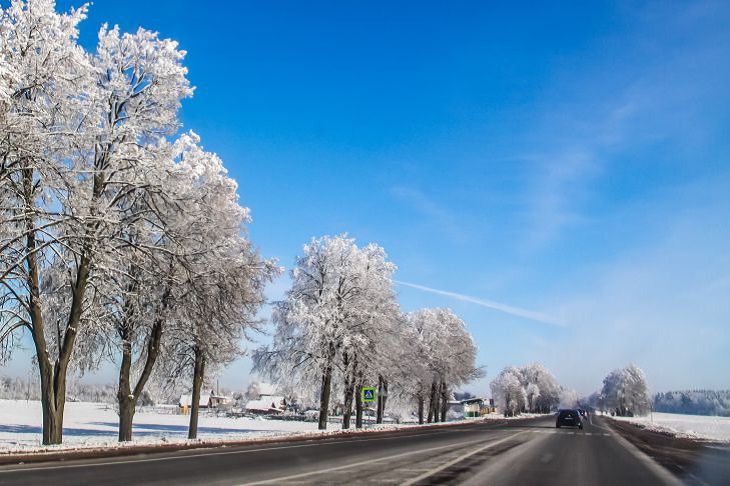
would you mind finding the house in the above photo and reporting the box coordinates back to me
[244,382,288,415]
[461,398,495,417]
[210,393,233,408]
[179,392,211,414]
[245,394,287,415]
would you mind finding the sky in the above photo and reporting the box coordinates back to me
[5,0,730,397]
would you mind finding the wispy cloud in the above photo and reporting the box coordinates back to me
[522,150,600,251]
[395,280,565,327]
[390,186,467,242]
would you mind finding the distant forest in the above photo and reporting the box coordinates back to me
[0,374,118,404]
[653,390,730,417]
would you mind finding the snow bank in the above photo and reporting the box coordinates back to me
[612,412,730,443]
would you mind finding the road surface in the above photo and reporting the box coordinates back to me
[0,415,723,485]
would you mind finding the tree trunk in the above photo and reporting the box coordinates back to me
[427,381,437,423]
[318,364,333,430]
[38,363,63,445]
[24,169,65,445]
[342,373,354,430]
[417,394,425,425]
[376,375,384,424]
[355,383,363,429]
[115,282,169,442]
[440,381,448,422]
[117,320,135,442]
[118,398,135,442]
[188,346,206,439]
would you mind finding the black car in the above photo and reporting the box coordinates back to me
[556,409,583,429]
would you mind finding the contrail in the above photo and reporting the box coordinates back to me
[394,280,565,327]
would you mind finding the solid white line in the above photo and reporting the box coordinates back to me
[0,427,473,474]
[237,436,498,485]
[400,431,527,486]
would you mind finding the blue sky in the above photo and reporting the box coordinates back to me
[7,1,730,396]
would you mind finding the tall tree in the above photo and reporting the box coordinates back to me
[0,0,192,444]
[154,137,277,439]
[0,0,97,445]
[601,364,650,416]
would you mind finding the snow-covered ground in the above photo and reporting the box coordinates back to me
[0,399,494,453]
[611,412,730,442]
[0,399,323,453]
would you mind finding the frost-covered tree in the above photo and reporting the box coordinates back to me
[559,388,579,409]
[491,366,526,417]
[490,363,563,416]
[254,235,399,430]
[405,308,480,423]
[653,390,730,417]
[0,0,102,444]
[519,363,561,413]
[151,138,277,439]
[0,0,273,446]
[601,364,651,416]
[97,133,274,441]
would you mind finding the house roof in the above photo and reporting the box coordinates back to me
[245,396,285,411]
[179,394,210,407]
[460,397,488,405]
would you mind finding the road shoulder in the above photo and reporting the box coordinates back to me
[606,417,730,484]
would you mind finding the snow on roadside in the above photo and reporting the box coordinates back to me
[0,399,320,453]
[0,399,513,454]
[611,412,730,443]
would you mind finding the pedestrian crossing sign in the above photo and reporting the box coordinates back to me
[362,387,377,403]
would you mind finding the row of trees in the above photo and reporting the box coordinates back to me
[1,1,481,445]
[653,390,730,417]
[254,235,482,430]
[489,363,564,416]
[0,0,277,444]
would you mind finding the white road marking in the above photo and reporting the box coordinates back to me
[237,436,499,485]
[400,431,527,486]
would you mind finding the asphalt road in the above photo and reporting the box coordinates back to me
[0,415,707,485]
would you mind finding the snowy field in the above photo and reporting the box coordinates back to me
[612,412,730,442]
[0,399,323,452]
[0,400,497,453]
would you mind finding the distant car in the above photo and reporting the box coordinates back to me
[577,408,588,419]
[556,409,583,429]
